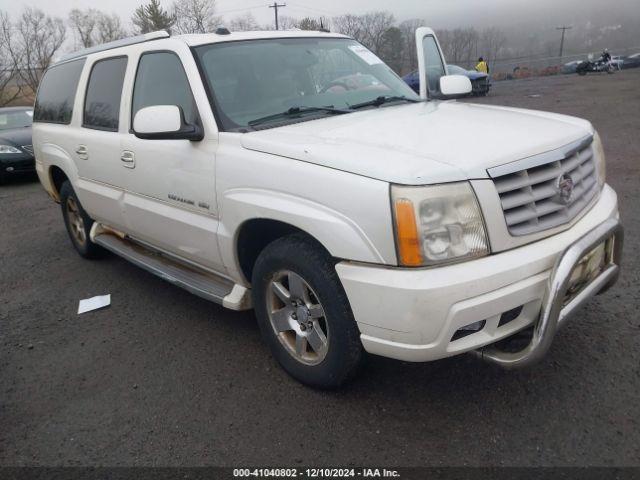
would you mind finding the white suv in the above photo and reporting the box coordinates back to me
[33,28,623,387]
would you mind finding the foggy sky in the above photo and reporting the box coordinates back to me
[0,0,638,30]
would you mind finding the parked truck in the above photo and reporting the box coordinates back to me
[32,28,623,387]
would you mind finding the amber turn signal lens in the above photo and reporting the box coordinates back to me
[394,199,422,266]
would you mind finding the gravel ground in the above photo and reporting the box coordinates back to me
[1,69,639,467]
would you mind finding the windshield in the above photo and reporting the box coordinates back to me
[194,37,420,131]
[0,109,33,130]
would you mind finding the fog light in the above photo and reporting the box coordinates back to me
[6,166,14,172]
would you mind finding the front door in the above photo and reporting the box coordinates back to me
[415,27,448,100]
[120,47,223,271]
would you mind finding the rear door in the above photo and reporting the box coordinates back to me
[120,43,223,271]
[32,59,85,197]
[74,55,129,230]
[415,27,448,100]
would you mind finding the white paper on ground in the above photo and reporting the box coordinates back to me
[78,294,111,314]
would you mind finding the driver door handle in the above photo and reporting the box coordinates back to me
[120,150,135,169]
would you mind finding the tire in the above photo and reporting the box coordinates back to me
[252,233,364,388]
[60,181,104,259]
[577,70,587,76]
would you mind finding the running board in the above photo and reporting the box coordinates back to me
[91,226,251,310]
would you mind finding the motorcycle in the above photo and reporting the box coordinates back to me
[576,55,615,75]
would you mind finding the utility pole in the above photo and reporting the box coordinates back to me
[556,25,572,58]
[269,2,286,30]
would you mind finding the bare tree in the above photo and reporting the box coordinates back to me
[0,12,21,106]
[378,26,404,73]
[332,14,365,42]
[437,27,479,68]
[276,16,299,31]
[399,18,425,73]
[333,12,395,55]
[480,27,507,68]
[69,9,126,48]
[229,12,260,32]
[360,12,396,55]
[95,13,127,43]
[173,0,219,34]
[69,8,98,48]
[4,8,66,95]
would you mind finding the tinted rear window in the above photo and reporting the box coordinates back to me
[34,59,85,124]
[83,56,128,131]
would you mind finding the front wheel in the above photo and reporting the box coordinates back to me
[252,233,363,388]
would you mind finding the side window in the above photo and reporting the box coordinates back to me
[421,36,446,97]
[34,59,85,124]
[132,52,198,126]
[83,56,128,131]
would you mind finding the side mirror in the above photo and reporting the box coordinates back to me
[439,74,472,98]
[133,105,203,141]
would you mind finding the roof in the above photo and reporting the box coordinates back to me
[53,29,352,66]
[176,29,350,47]
[59,31,169,63]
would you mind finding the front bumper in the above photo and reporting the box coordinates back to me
[336,184,622,364]
[475,216,622,367]
[0,154,35,176]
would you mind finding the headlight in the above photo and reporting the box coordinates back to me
[391,182,489,267]
[0,145,21,154]
[592,131,606,189]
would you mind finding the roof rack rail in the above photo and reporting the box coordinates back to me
[58,31,170,63]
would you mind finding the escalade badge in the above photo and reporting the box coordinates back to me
[556,173,574,205]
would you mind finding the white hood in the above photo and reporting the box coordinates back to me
[241,101,594,185]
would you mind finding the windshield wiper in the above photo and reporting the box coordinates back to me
[248,106,350,127]
[349,95,419,110]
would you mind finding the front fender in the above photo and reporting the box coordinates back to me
[218,188,390,282]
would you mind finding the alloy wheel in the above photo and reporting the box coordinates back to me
[66,196,86,245]
[266,270,329,365]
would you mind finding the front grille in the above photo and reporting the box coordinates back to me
[492,140,598,236]
[21,145,34,155]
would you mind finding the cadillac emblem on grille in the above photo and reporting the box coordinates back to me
[556,173,574,205]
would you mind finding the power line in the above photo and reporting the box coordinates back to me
[556,25,572,58]
[268,2,286,30]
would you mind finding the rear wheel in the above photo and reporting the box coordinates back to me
[60,181,104,259]
[252,233,363,388]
